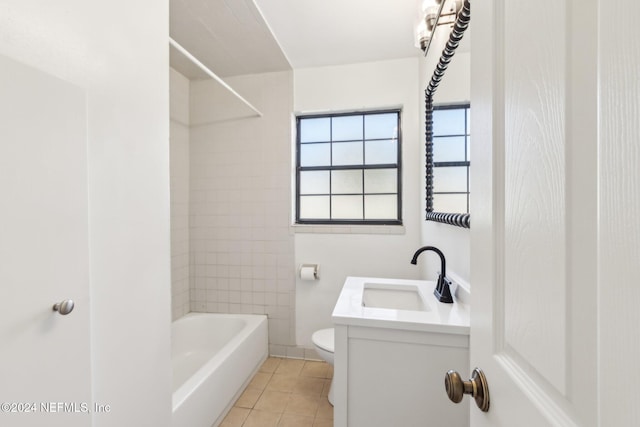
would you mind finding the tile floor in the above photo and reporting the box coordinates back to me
[220,357,334,427]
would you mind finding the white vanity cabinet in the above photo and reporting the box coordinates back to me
[332,277,470,427]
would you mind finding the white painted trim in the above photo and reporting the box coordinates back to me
[290,224,406,235]
[495,353,580,427]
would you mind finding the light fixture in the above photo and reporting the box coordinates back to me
[415,0,463,55]
[425,6,439,32]
[414,19,430,52]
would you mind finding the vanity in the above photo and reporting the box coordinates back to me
[332,276,470,427]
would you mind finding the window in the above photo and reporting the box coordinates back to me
[431,104,470,214]
[296,110,402,225]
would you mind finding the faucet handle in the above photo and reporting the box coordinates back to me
[434,275,454,303]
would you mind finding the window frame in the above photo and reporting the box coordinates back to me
[295,109,403,225]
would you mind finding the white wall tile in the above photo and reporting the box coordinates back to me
[187,70,296,346]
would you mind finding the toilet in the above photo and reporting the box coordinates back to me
[311,328,335,405]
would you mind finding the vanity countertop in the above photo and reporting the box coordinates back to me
[332,276,470,335]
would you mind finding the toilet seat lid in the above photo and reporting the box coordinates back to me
[312,328,334,353]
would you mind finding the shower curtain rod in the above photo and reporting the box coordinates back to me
[169,37,263,118]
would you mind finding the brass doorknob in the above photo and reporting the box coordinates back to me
[445,368,490,412]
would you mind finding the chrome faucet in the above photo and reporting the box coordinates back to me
[410,246,453,303]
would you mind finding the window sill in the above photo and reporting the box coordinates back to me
[291,223,406,235]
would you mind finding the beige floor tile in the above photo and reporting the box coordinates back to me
[235,388,263,409]
[312,418,333,427]
[285,394,320,417]
[260,357,283,374]
[230,358,333,426]
[243,409,282,427]
[294,377,325,396]
[248,372,272,390]
[254,390,291,413]
[321,379,331,398]
[275,358,305,376]
[315,399,333,420]
[220,407,251,426]
[300,361,329,378]
[277,413,315,427]
[266,374,298,393]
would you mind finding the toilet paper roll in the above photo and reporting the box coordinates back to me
[300,264,319,280]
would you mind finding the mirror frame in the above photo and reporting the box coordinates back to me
[425,0,471,228]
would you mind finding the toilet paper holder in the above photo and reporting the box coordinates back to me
[299,264,320,280]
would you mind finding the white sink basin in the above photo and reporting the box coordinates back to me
[332,277,470,334]
[362,283,429,311]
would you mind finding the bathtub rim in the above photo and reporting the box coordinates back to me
[171,312,268,412]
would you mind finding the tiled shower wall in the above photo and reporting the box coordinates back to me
[170,68,191,320]
[189,71,297,353]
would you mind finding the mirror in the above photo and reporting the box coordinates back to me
[424,0,471,228]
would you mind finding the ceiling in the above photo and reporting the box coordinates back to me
[253,0,422,69]
[169,0,423,79]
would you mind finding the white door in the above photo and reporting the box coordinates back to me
[0,54,91,426]
[468,0,601,425]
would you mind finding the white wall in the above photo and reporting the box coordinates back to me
[293,58,423,349]
[419,36,471,285]
[170,68,191,320]
[189,71,297,355]
[0,2,172,425]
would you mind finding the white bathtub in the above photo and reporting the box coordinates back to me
[172,313,268,427]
